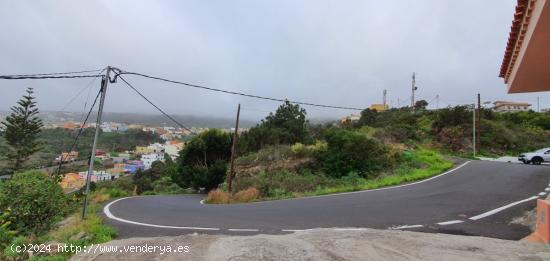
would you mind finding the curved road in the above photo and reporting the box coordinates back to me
[104,161,550,239]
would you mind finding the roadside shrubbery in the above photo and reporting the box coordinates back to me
[318,128,398,178]
[0,171,70,235]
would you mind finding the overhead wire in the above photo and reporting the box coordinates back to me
[0,74,102,80]
[116,74,195,134]
[54,84,103,178]
[114,69,365,111]
[60,68,107,112]
[1,69,102,77]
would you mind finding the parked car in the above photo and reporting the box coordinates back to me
[518,148,550,165]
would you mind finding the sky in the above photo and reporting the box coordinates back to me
[0,0,546,121]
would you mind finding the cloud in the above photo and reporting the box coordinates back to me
[1,0,545,121]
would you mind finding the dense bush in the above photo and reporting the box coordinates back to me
[318,128,396,178]
[175,129,232,191]
[239,101,310,154]
[0,171,69,235]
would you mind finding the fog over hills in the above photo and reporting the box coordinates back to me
[0,111,337,129]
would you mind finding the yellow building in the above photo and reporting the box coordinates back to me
[369,104,389,112]
[135,146,153,155]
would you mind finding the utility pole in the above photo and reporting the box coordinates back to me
[436,94,439,110]
[82,66,111,219]
[472,103,476,158]
[411,72,416,108]
[537,96,540,112]
[227,103,241,194]
[383,89,387,108]
[477,93,481,153]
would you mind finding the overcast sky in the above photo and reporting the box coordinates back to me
[0,0,546,121]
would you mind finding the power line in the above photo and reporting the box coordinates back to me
[1,69,102,77]
[0,74,102,80]
[60,69,107,112]
[114,69,365,111]
[117,75,195,134]
[55,85,103,178]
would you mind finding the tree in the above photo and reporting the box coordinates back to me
[0,88,43,172]
[358,108,378,126]
[238,101,309,153]
[133,161,167,194]
[414,100,429,110]
[174,129,232,190]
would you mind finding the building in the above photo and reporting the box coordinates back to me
[369,104,389,112]
[59,173,85,191]
[165,141,184,160]
[55,151,79,163]
[141,153,165,169]
[63,122,77,130]
[500,0,550,93]
[123,160,145,174]
[78,170,115,182]
[493,101,532,112]
[340,114,361,124]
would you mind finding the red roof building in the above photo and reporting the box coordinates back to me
[500,0,550,93]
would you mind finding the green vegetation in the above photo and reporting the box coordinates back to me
[1,87,44,172]
[238,101,309,154]
[0,171,71,235]
[221,144,451,202]
[173,129,232,190]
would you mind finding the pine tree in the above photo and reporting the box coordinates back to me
[1,88,43,172]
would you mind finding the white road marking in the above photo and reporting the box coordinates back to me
[200,199,205,204]
[437,220,464,226]
[104,197,220,231]
[281,229,312,232]
[468,196,539,220]
[389,225,423,230]
[332,228,368,231]
[539,192,547,196]
[227,228,260,232]
[545,188,550,192]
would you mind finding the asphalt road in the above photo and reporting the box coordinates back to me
[104,160,550,239]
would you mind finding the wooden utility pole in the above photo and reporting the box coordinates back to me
[228,103,241,194]
[477,93,481,153]
[82,66,110,219]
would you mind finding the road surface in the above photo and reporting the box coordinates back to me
[104,160,550,239]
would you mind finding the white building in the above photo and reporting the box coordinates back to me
[78,170,115,182]
[493,101,532,112]
[141,153,165,169]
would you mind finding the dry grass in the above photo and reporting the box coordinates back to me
[91,188,111,203]
[206,189,231,204]
[232,187,259,203]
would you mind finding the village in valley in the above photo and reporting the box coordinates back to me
[51,121,244,192]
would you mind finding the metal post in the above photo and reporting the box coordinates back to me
[82,66,110,219]
[477,93,481,153]
[411,72,416,108]
[473,104,476,158]
[227,104,241,194]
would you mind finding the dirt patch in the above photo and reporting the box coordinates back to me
[71,228,550,261]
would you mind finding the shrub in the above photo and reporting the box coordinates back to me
[291,140,328,157]
[318,129,394,178]
[232,187,259,203]
[206,189,230,204]
[174,129,232,191]
[0,171,68,235]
